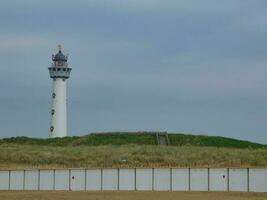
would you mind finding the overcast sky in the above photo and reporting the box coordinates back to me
[0,1,266,143]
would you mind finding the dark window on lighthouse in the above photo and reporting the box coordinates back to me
[50,126,54,132]
[52,93,56,98]
[51,109,55,115]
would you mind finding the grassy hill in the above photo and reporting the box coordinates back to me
[0,132,265,148]
[0,132,266,169]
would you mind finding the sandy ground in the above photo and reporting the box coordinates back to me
[0,191,266,200]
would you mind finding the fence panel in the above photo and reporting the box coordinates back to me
[0,171,9,190]
[70,169,85,191]
[190,168,208,191]
[136,169,152,191]
[25,170,38,190]
[10,170,24,190]
[119,169,135,191]
[86,169,101,191]
[40,170,54,190]
[249,168,267,192]
[1,168,267,192]
[209,168,227,191]
[54,170,69,190]
[172,168,189,191]
[229,168,247,192]
[102,169,118,191]
[154,169,170,191]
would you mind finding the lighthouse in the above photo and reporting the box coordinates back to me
[48,45,72,138]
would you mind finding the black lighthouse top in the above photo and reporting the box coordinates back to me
[52,44,68,66]
[49,44,72,79]
[53,50,67,62]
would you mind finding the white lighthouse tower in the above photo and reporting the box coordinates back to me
[48,45,72,138]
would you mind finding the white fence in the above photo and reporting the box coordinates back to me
[0,168,266,192]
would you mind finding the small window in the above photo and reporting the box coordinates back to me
[51,109,55,115]
[53,68,56,71]
[57,68,60,71]
[52,93,56,98]
[63,68,66,71]
[50,126,54,132]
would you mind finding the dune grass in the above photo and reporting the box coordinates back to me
[0,132,266,169]
[168,134,265,148]
[0,144,267,169]
[0,132,157,146]
[0,132,265,148]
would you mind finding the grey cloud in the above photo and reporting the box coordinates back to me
[0,1,266,143]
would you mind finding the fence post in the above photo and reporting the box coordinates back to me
[69,169,71,191]
[8,170,11,190]
[208,168,210,191]
[100,168,103,191]
[38,169,40,191]
[227,168,229,192]
[134,168,137,191]
[247,168,249,192]
[152,168,154,191]
[117,168,120,191]
[23,170,26,190]
[53,169,56,191]
[84,169,87,191]
[188,168,191,191]
[170,168,172,192]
